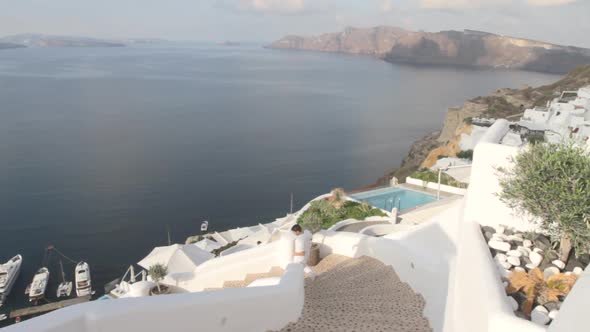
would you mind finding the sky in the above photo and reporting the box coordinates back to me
[1,0,589,47]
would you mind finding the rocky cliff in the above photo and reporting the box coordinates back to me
[269,27,590,74]
[375,65,590,185]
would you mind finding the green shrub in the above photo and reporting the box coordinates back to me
[456,150,474,160]
[498,142,590,262]
[410,169,468,189]
[298,200,386,231]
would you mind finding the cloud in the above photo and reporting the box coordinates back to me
[525,0,576,5]
[378,0,395,13]
[219,0,311,14]
[420,0,576,8]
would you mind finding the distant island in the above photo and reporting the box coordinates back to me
[0,42,25,50]
[268,26,590,74]
[0,34,126,49]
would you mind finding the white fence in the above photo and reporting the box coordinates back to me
[5,264,305,332]
[406,177,468,196]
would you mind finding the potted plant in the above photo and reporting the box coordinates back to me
[148,263,170,295]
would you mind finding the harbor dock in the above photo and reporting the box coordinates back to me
[9,296,91,319]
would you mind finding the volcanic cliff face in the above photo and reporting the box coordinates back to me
[268,27,590,74]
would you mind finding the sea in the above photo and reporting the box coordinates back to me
[0,43,559,314]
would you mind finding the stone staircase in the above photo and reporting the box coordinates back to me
[205,266,285,290]
[277,255,432,332]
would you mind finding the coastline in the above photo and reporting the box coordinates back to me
[373,64,590,186]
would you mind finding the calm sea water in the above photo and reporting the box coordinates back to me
[0,43,559,313]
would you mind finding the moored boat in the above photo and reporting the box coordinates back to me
[0,255,22,307]
[56,260,72,298]
[75,261,92,297]
[201,220,209,232]
[29,267,49,303]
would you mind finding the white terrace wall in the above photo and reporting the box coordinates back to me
[406,177,468,195]
[464,142,540,232]
[175,234,294,292]
[5,264,305,332]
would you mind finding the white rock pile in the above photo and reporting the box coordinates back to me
[481,224,589,326]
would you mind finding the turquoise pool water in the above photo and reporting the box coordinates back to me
[350,187,437,212]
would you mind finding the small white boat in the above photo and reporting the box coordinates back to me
[56,260,72,298]
[201,220,209,232]
[0,313,7,321]
[0,254,22,307]
[75,261,92,297]
[29,267,49,303]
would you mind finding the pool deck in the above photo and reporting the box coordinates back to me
[340,185,463,233]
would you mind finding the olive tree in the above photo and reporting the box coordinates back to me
[498,142,590,262]
[148,263,168,294]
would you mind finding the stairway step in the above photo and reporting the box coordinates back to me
[275,254,432,332]
[222,280,247,288]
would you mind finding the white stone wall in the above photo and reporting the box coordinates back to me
[464,143,540,232]
[5,264,305,332]
[406,177,468,196]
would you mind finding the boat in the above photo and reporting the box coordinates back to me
[201,220,209,232]
[0,313,7,321]
[75,261,92,297]
[56,260,72,298]
[29,267,49,303]
[0,255,22,307]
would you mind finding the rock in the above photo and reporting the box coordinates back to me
[544,266,560,278]
[508,256,521,267]
[544,301,561,311]
[578,253,590,266]
[502,281,508,288]
[507,296,518,311]
[507,235,523,243]
[511,292,527,308]
[482,226,495,235]
[495,253,508,262]
[549,310,559,320]
[498,261,512,270]
[484,231,494,241]
[552,260,566,270]
[521,256,532,266]
[500,269,512,279]
[523,239,533,248]
[507,250,523,258]
[525,263,537,270]
[504,228,514,236]
[496,225,506,234]
[545,250,559,262]
[492,234,508,242]
[565,253,585,271]
[531,306,550,326]
[533,248,543,254]
[530,251,543,267]
[489,240,511,252]
[573,267,583,276]
[534,235,552,251]
[517,246,531,257]
[514,266,525,272]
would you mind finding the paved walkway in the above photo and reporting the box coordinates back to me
[277,255,432,332]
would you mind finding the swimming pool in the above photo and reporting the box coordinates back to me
[350,187,437,212]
